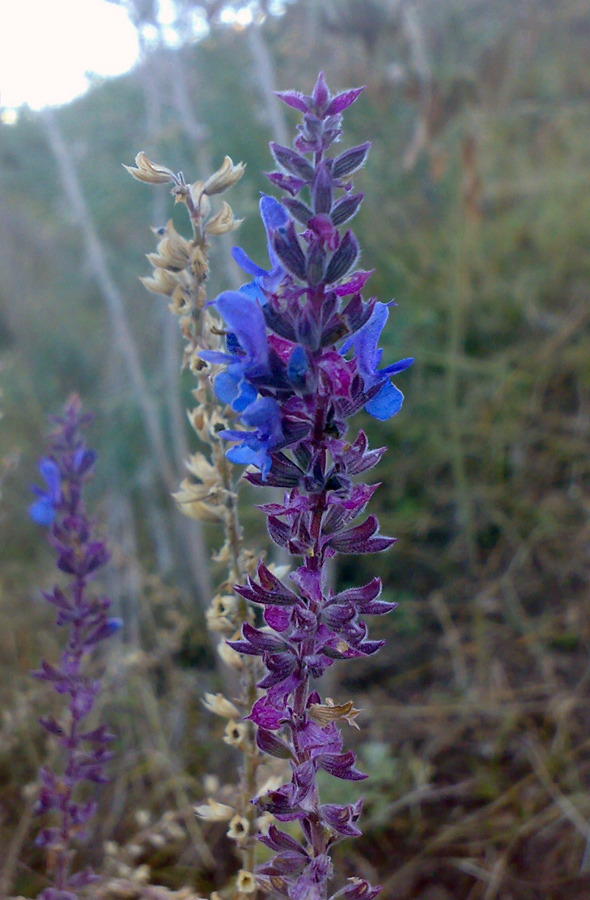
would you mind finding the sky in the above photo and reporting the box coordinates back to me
[0,0,141,110]
[0,0,287,113]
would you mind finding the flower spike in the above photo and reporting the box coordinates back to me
[205,73,412,900]
[30,396,119,898]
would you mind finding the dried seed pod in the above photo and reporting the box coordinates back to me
[227,813,250,842]
[194,798,235,821]
[205,201,243,235]
[185,452,221,487]
[206,593,238,633]
[172,479,229,523]
[140,268,184,297]
[150,220,191,269]
[236,870,256,893]
[203,156,246,195]
[124,151,176,185]
[218,639,244,671]
[308,698,362,729]
[224,719,247,748]
[202,693,240,718]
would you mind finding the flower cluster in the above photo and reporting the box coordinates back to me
[30,395,121,900]
[203,74,412,900]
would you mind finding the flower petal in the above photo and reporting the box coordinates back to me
[365,381,404,420]
[214,292,269,367]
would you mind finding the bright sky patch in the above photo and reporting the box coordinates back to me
[0,0,139,110]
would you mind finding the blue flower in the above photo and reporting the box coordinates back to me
[231,194,288,302]
[30,458,61,526]
[201,196,290,413]
[220,396,284,480]
[200,290,269,411]
[341,302,413,421]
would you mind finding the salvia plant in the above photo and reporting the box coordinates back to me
[29,395,121,900]
[130,71,412,900]
[196,71,413,900]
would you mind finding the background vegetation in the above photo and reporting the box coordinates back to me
[1,0,590,897]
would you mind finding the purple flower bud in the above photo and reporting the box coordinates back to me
[322,602,356,628]
[243,622,291,652]
[334,269,374,298]
[275,89,309,113]
[319,751,367,782]
[313,161,333,215]
[270,142,315,181]
[322,801,363,837]
[325,231,359,284]
[31,659,67,685]
[257,788,305,821]
[84,616,122,646]
[331,193,364,227]
[283,197,314,225]
[273,222,307,281]
[39,715,65,737]
[41,587,71,611]
[325,87,365,117]
[332,143,371,179]
[341,879,382,900]
[306,242,327,288]
[289,760,316,804]
[259,852,309,877]
[72,447,96,476]
[245,452,304,487]
[327,515,396,555]
[256,727,294,760]
[267,515,292,549]
[260,825,309,854]
[312,71,330,112]
[235,561,300,607]
[266,171,307,196]
[79,723,116,744]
